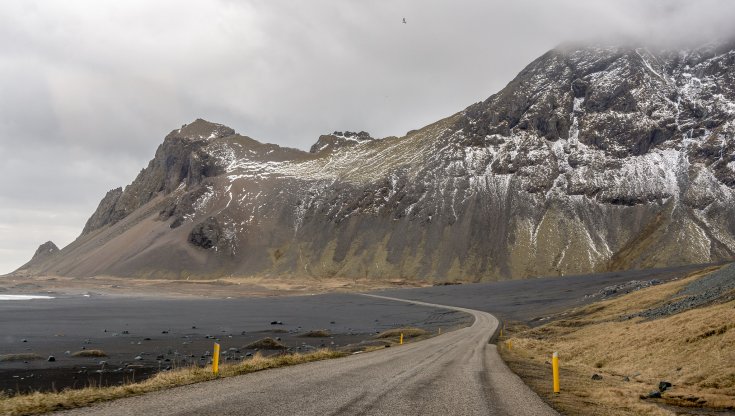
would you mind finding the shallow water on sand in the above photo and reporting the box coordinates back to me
[0,295,55,300]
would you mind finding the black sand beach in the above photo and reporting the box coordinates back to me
[0,293,469,394]
[378,264,713,323]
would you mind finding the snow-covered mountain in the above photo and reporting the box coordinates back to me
[15,43,735,281]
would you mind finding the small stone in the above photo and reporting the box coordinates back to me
[162,330,169,334]
[649,390,662,399]
[591,374,603,380]
[623,376,630,382]
[658,381,672,392]
[21,339,27,343]
[134,356,143,361]
[143,337,151,341]
[47,356,55,362]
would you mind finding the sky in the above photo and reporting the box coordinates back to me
[1,0,734,274]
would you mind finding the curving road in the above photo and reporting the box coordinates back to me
[56,295,558,416]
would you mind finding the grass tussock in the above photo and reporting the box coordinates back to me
[71,349,107,358]
[499,266,735,416]
[298,329,331,338]
[375,327,428,339]
[0,349,346,416]
[0,353,43,362]
[244,337,286,350]
[338,340,391,353]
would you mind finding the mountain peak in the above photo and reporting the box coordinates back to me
[168,119,235,141]
[309,131,375,153]
[33,241,59,260]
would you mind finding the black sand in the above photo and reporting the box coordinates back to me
[0,294,469,394]
[379,263,715,323]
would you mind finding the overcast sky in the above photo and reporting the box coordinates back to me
[1,0,734,274]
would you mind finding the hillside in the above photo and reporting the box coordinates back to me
[501,263,735,415]
[12,42,735,281]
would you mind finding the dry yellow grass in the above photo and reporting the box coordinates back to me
[0,353,42,362]
[499,266,735,416]
[71,349,107,358]
[375,327,428,339]
[0,275,431,300]
[0,349,345,416]
[244,337,286,350]
[298,329,331,337]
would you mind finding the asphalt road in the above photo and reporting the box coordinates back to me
[56,295,558,416]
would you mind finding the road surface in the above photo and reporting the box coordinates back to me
[57,295,558,416]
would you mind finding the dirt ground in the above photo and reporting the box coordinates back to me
[0,274,429,299]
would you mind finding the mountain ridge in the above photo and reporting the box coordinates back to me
[12,43,735,281]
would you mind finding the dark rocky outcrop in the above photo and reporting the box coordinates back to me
[31,241,59,262]
[188,217,221,250]
[11,241,60,276]
[310,131,375,153]
[82,119,230,235]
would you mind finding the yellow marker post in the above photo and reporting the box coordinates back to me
[399,333,404,345]
[507,339,512,350]
[438,327,442,335]
[552,352,560,393]
[499,328,503,338]
[213,342,220,376]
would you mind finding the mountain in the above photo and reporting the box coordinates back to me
[14,43,735,281]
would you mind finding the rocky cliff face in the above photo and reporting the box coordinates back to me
[16,43,735,281]
[13,241,59,275]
